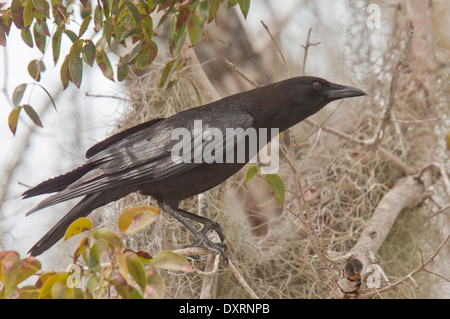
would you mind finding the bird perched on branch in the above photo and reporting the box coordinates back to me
[22,76,366,262]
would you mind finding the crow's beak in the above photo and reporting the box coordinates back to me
[326,84,367,100]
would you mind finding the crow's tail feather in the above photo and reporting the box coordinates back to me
[22,163,95,199]
[28,191,115,257]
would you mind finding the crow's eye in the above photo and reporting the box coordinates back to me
[312,81,322,91]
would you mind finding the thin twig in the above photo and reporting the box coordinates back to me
[227,260,260,299]
[301,28,321,76]
[261,20,288,73]
[85,92,132,102]
[223,58,260,88]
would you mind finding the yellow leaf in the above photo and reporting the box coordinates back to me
[118,205,159,234]
[63,217,92,241]
[38,273,69,299]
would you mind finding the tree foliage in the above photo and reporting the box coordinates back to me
[0,205,193,299]
[0,0,251,135]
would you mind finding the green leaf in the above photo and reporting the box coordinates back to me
[52,30,62,65]
[134,41,158,71]
[125,0,141,26]
[33,21,47,53]
[8,106,22,136]
[1,252,21,299]
[32,0,50,18]
[83,40,96,66]
[169,11,188,54]
[27,59,41,81]
[207,0,221,23]
[187,13,203,45]
[151,250,192,272]
[17,285,40,299]
[447,128,450,151]
[95,49,114,81]
[265,173,285,207]
[91,227,122,249]
[102,18,112,47]
[238,0,250,19]
[117,63,129,82]
[69,56,83,88]
[123,42,143,64]
[118,205,159,234]
[141,15,153,41]
[60,55,73,89]
[186,78,202,105]
[145,270,165,299]
[63,29,78,43]
[63,217,92,241]
[88,238,110,272]
[69,39,84,57]
[114,246,130,285]
[78,15,92,37]
[12,83,27,107]
[159,58,182,88]
[93,5,104,32]
[113,273,143,299]
[125,252,147,291]
[20,28,33,48]
[245,165,258,184]
[23,0,36,28]
[23,104,43,127]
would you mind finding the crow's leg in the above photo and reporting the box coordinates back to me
[177,208,225,243]
[158,201,228,263]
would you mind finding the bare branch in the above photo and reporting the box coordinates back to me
[223,58,260,88]
[261,20,288,73]
[301,28,321,75]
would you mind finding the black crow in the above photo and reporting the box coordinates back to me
[22,76,366,261]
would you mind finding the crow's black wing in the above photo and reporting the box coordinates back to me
[25,104,255,215]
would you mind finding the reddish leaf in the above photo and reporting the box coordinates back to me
[11,0,25,29]
[303,187,319,202]
[158,0,173,12]
[0,252,21,298]
[176,6,193,30]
